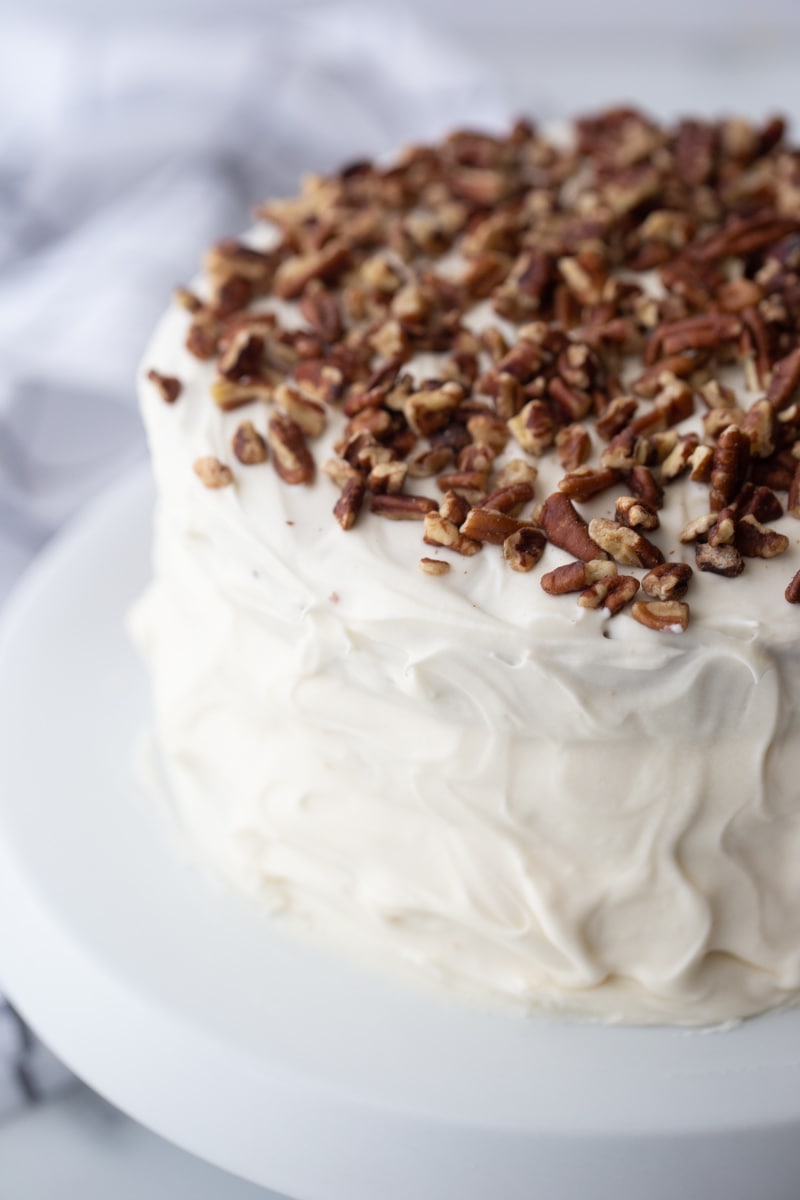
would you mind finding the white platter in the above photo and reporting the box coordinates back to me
[1,465,799,1200]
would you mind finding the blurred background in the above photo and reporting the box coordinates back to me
[1,0,800,1194]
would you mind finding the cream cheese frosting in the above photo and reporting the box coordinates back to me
[132,113,800,1024]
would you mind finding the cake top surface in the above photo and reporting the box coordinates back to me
[143,107,800,651]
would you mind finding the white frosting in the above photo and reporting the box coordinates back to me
[131,226,800,1025]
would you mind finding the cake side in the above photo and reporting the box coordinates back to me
[133,111,800,1023]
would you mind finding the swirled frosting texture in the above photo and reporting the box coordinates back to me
[131,274,800,1025]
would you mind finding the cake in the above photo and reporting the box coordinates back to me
[132,108,800,1025]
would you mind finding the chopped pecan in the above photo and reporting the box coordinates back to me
[275,383,327,437]
[556,423,592,471]
[630,600,690,632]
[406,445,455,478]
[738,484,784,522]
[404,383,464,436]
[193,456,234,489]
[588,517,664,568]
[503,526,547,572]
[467,412,510,452]
[294,361,344,405]
[457,443,495,473]
[680,512,718,543]
[439,490,471,526]
[704,407,745,440]
[615,495,659,530]
[372,494,438,520]
[232,420,268,465]
[695,542,745,576]
[419,557,451,576]
[743,398,777,458]
[323,457,359,488]
[508,400,556,456]
[493,459,538,490]
[423,511,482,555]
[436,470,489,504]
[333,476,367,530]
[736,514,790,558]
[558,466,621,502]
[273,239,350,300]
[541,559,618,595]
[596,395,638,440]
[218,329,264,379]
[600,427,650,470]
[460,507,532,545]
[299,288,343,343]
[660,434,700,482]
[579,574,639,616]
[480,482,535,516]
[689,444,714,482]
[629,465,664,509]
[786,569,800,603]
[767,347,800,411]
[549,376,592,422]
[641,562,693,600]
[267,413,315,485]
[789,462,800,517]
[540,493,607,562]
[211,377,274,410]
[146,369,182,403]
[369,461,408,495]
[707,506,737,546]
[710,425,751,511]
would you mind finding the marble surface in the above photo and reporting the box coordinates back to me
[1,2,800,1195]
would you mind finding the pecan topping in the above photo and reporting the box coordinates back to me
[680,512,718,543]
[423,511,482,555]
[709,425,751,511]
[587,518,664,568]
[460,507,532,545]
[372,494,438,520]
[541,559,617,595]
[628,465,664,509]
[786,569,800,603]
[641,562,693,600]
[631,600,690,632]
[788,462,800,518]
[333,476,367,530]
[695,542,745,577]
[232,421,268,465]
[615,495,659,530]
[736,514,790,558]
[193,456,234,488]
[556,423,592,472]
[369,461,408,495]
[267,413,315,485]
[558,466,621,503]
[503,526,547,572]
[508,400,556,456]
[146,369,182,404]
[766,347,800,411]
[419,557,451,576]
[275,383,327,437]
[493,459,538,490]
[578,574,639,616]
[540,493,607,562]
[211,377,274,410]
[479,482,535,515]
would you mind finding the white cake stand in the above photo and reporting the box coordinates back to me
[1,465,800,1200]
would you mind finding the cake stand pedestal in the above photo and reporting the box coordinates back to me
[1,466,799,1200]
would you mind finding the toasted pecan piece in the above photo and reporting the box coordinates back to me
[193,456,234,489]
[423,511,482,555]
[578,574,639,616]
[372,494,438,520]
[641,562,693,600]
[146,369,182,404]
[419,557,451,576]
[736,514,790,558]
[588,518,664,568]
[695,542,745,577]
[631,600,690,632]
[615,495,659,530]
[333,476,367,531]
[558,466,621,503]
[232,421,268,465]
[786,569,800,603]
[540,493,607,562]
[541,559,617,595]
[503,527,547,572]
[460,507,532,545]
[268,413,315,485]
